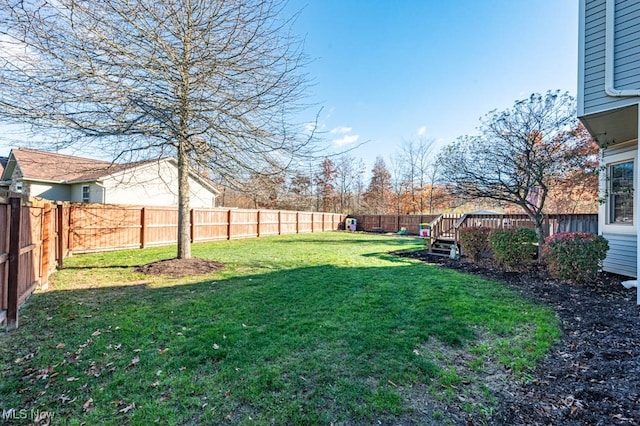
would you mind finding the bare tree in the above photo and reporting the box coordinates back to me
[334,154,364,214]
[363,157,393,214]
[398,137,434,213]
[438,91,578,249]
[0,0,317,259]
[388,154,410,214]
[314,158,338,212]
[425,158,442,214]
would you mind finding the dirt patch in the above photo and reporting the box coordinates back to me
[134,258,224,278]
[395,250,640,425]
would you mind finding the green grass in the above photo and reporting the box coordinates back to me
[0,232,560,424]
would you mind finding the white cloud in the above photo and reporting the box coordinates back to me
[333,134,360,147]
[330,126,352,134]
[417,126,427,136]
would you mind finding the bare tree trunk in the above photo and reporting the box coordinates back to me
[177,139,191,259]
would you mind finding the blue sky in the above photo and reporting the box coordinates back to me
[290,0,579,169]
[0,1,579,173]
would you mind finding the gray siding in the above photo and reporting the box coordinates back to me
[602,233,637,277]
[583,0,640,115]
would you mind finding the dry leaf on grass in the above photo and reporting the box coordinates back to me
[127,356,140,369]
[82,398,94,412]
[119,403,136,413]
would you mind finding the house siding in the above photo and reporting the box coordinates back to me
[29,182,72,201]
[101,160,215,208]
[582,0,640,115]
[602,233,637,277]
[70,183,104,203]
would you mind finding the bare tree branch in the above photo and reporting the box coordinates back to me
[0,0,319,258]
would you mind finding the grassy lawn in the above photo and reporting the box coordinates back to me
[0,232,559,424]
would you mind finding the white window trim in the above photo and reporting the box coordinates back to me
[600,150,637,235]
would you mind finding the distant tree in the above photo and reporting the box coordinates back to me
[0,0,316,259]
[334,154,365,213]
[425,159,444,214]
[288,172,314,211]
[545,123,599,213]
[364,157,393,214]
[438,91,578,250]
[247,170,286,209]
[315,158,338,212]
[397,137,434,213]
[389,154,411,214]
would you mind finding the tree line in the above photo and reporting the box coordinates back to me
[220,95,599,222]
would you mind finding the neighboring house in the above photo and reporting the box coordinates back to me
[0,148,219,208]
[578,0,639,282]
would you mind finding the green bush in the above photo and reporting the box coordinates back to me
[459,226,492,262]
[489,228,538,269]
[542,232,609,283]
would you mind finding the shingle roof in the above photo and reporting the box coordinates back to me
[10,148,161,183]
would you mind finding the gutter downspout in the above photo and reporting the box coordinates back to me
[605,0,640,97]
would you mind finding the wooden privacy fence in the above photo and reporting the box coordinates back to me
[1,198,344,329]
[354,213,598,239]
[0,197,61,330]
[68,205,344,253]
[351,214,440,235]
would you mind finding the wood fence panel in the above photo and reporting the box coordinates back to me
[398,216,422,234]
[378,215,397,232]
[280,211,298,234]
[312,213,324,232]
[70,205,142,252]
[258,210,280,236]
[144,208,178,246]
[323,214,334,231]
[17,205,42,306]
[229,210,259,239]
[192,209,229,242]
[297,212,313,233]
[551,214,598,234]
[0,199,8,311]
[55,204,70,265]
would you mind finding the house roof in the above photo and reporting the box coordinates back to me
[3,148,220,195]
[8,148,116,182]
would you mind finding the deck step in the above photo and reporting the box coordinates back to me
[430,239,457,256]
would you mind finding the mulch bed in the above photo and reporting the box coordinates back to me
[396,250,640,425]
[134,258,224,278]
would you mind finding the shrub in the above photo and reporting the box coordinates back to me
[489,228,538,269]
[543,232,609,283]
[458,226,491,262]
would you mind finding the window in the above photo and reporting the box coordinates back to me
[82,185,90,203]
[14,182,22,193]
[609,161,634,224]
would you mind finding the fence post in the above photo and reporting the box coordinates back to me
[189,209,195,243]
[296,212,299,233]
[56,204,64,268]
[140,207,146,248]
[227,209,232,240]
[67,204,75,253]
[7,197,21,331]
[278,211,281,235]
[41,203,51,287]
[257,210,261,237]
